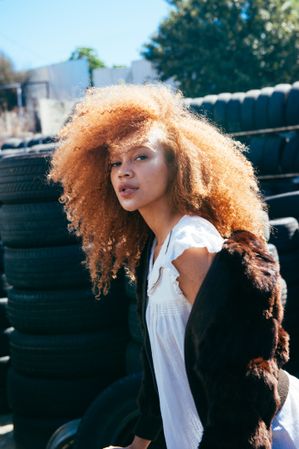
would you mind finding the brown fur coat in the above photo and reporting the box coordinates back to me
[133,229,290,449]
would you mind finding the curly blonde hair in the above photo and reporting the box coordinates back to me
[47,83,270,298]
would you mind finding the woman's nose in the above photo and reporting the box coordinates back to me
[118,162,133,177]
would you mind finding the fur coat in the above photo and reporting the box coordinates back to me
[133,229,290,449]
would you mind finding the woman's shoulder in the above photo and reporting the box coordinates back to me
[168,215,226,263]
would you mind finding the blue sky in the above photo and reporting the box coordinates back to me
[0,0,171,71]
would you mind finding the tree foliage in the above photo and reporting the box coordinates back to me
[69,47,105,85]
[142,0,299,97]
[0,51,27,110]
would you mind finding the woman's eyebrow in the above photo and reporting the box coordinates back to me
[110,145,154,159]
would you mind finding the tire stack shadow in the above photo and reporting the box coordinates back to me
[0,147,130,449]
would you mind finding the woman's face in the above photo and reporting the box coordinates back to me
[109,128,173,213]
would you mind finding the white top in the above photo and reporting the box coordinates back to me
[146,215,225,449]
[145,214,299,449]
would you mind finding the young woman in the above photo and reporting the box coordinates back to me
[48,84,299,449]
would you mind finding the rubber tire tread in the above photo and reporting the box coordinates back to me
[268,84,291,128]
[0,297,10,330]
[213,93,231,130]
[266,191,299,220]
[0,327,13,357]
[269,217,299,252]
[74,373,166,449]
[4,244,91,289]
[13,414,73,449]
[241,89,260,131]
[7,367,123,418]
[286,81,299,126]
[260,135,283,175]
[0,202,78,248]
[0,151,61,203]
[6,284,128,334]
[226,92,244,132]
[0,356,10,412]
[9,328,129,378]
[279,250,299,284]
[254,87,273,130]
[281,134,299,173]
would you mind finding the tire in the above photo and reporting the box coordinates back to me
[226,92,245,132]
[46,419,80,449]
[74,373,166,449]
[286,81,299,126]
[199,95,217,121]
[267,243,279,264]
[187,98,203,115]
[268,84,291,128]
[280,277,288,308]
[4,244,91,290]
[247,136,266,172]
[265,191,299,220]
[0,327,13,357]
[280,134,299,173]
[126,340,142,374]
[269,217,299,252]
[0,356,10,412]
[279,250,299,285]
[241,89,260,131]
[254,87,273,130]
[6,284,128,334]
[1,138,23,150]
[7,367,122,418]
[260,135,284,175]
[0,202,79,248]
[9,328,129,378]
[213,93,231,130]
[0,151,61,204]
[13,414,73,449]
[0,297,10,330]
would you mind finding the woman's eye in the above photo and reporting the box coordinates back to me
[135,154,147,161]
[110,161,121,168]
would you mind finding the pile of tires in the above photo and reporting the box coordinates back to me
[0,148,130,449]
[186,81,299,196]
[1,134,56,151]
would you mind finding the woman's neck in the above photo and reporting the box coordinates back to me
[140,208,184,246]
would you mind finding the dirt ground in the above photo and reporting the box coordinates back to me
[0,415,15,449]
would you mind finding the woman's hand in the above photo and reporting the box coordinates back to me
[103,435,151,449]
[102,446,128,449]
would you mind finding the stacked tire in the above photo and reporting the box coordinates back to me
[0,286,11,414]
[267,212,299,377]
[186,81,299,196]
[0,148,130,449]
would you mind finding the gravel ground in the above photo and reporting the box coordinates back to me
[0,415,15,449]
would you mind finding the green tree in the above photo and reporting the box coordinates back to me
[69,47,106,86]
[142,0,299,97]
[0,51,27,110]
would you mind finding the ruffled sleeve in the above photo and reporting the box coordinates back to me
[167,216,225,279]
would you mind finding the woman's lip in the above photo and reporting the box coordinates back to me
[119,188,138,198]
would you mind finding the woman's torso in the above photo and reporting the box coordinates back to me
[145,214,299,449]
